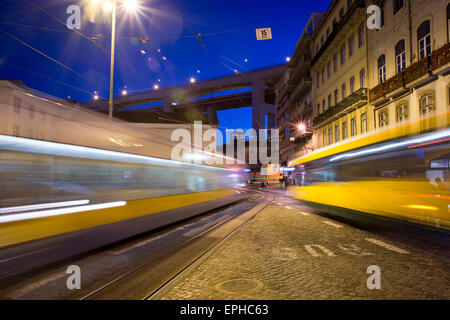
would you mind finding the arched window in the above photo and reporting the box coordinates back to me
[360,69,366,88]
[397,104,408,122]
[378,54,386,84]
[420,94,435,117]
[417,21,431,59]
[350,76,355,94]
[379,112,389,128]
[395,40,406,73]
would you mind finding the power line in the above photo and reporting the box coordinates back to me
[0,60,96,96]
[25,0,156,84]
[0,27,108,90]
[166,0,265,129]
[0,19,307,40]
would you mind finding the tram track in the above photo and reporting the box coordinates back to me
[77,190,273,300]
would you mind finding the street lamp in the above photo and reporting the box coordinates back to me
[94,0,138,119]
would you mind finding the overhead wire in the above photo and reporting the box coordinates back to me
[0,27,108,90]
[25,0,156,85]
[0,60,95,96]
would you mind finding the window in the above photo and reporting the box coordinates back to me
[327,60,331,78]
[334,89,339,105]
[317,73,320,88]
[342,121,348,140]
[361,113,367,134]
[342,83,347,99]
[379,111,389,128]
[350,76,355,94]
[322,99,326,112]
[418,21,431,59]
[321,36,324,46]
[395,40,406,73]
[322,68,325,84]
[14,97,21,114]
[394,0,404,15]
[333,53,338,72]
[327,28,330,38]
[318,133,321,148]
[323,130,326,146]
[358,23,364,47]
[29,105,34,119]
[447,4,450,43]
[420,94,435,117]
[347,0,352,10]
[378,54,386,84]
[349,34,354,57]
[13,125,19,136]
[397,104,408,122]
[340,44,346,65]
[328,94,332,108]
[360,69,366,88]
[328,128,333,145]
[340,8,345,18]
[351,117,357,136]
[335,125,340,143]
[318,103,321,114]
[380,1,385,28]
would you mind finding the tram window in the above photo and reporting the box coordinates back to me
[381,170,401,178]
[430,159,449,169]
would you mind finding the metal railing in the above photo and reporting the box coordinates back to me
[370,42,450,101]
[313,88,367,126]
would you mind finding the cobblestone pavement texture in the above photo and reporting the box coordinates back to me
[160,194,450,300]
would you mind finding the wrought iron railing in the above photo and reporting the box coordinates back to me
[313,88,367,126]
[370,42,450,101]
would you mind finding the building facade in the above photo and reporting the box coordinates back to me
[311,0,370,151]
[280,0,450,163]
[367,0,450,133]
[275,14,323,165]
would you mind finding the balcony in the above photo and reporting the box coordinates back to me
[311,0,366,66]
[370,42,450,101]
[313,88,367,126]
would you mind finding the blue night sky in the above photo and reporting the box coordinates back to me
[0,0,331,133]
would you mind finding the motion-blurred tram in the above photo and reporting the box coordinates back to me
[287,111,450,230]
[0,80,246,278]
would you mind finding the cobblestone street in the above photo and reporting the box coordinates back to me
[159,194,450,300]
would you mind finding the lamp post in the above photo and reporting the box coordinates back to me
[96,0,137,119]
[108,0,116,120]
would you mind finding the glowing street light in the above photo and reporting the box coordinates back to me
[122,90,128,96]
[297,123,307,135]
[286,57,291,62]
[154,84,159,90]
[92,0,139,119]
[123,0,138,11]
[190,77,196,84]
[94,94,99,100]
[103,1,113,12]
